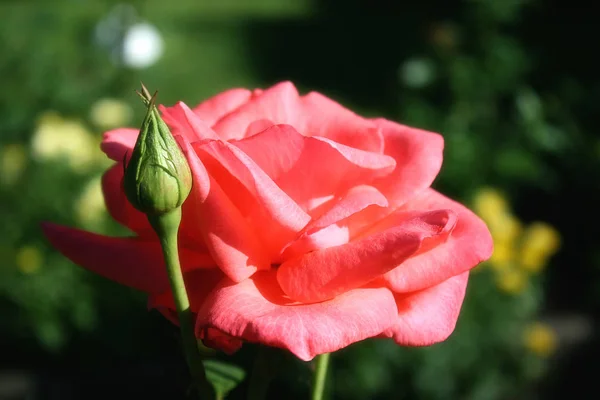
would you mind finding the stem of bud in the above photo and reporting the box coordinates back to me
[148,209,213,399]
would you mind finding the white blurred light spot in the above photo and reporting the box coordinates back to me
[122,22,164,69]
[399,58,436,89]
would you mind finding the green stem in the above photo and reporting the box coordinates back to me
[149,208,213,399]
[311,353,331,400]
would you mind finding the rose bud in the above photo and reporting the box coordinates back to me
[123,85,192,216]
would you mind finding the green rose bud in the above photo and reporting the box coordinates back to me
[123,85,192,216]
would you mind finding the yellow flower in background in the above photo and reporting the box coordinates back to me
[30,111,103,171]
[0,143,28,186]
[489,213,522,245]
[489,241,513,270]
[523,322,557,357]
[16,245,43,274]
[519,222,561,273]
[474,188,522,271]
[75,176,107,229]
[90,98,133,130]
[495,268,527,294]
[473,187,509,223]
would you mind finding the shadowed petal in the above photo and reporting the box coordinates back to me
[42,223,214,293]
[382,273,469,345]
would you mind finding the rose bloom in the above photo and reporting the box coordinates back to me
[43,82,492,361]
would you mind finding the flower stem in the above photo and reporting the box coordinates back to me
[149,208,213,399]
[311,353,331,400]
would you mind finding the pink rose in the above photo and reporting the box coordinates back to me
[43,82,492,361]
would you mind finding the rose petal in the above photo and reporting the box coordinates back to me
[101,164,153,236]
[195,138,311,258]
[383,189,493,292]
[101,128,138,162]
[196,270,398,361]
[298,91,384,152]
[372,119,444,207]
[192,88,253,126]
[212,82,300,140]
[232,124,395,214]
[382,272,469,345]
[212,82,387,155]
[180,138,271,282]
[277,209,456,303]
[201,328,244,355]
[244,119,274,137]
[41,223,215,293]
[281,185,388,259]
[159,102,220,141]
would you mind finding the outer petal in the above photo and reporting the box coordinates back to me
[202,328,244,355]
[383,189,493,292]
[298,91,384,152]
[101,128,138,161]
[231,124,395,214]
[159,102,220,141]
[212,82,300,141]
[196,270,398,361]
[101,164,152,236]
[192,88,253,126]
[372,119,444,207]
[382,272,469,345]
[180,138,271,282]
[277,209,456,303]
[41,223,215,294]
[211,82,385,153]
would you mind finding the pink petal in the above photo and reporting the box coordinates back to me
[244,119,274,137]
[101,128,138,161]
[192,88,253,126]
[298,91,384,153]
[277,209,456,304]
[201,328,244,355]
[371,119,444,207]
[180,138,271,282]
[383,189,493,293]
[281,185,388,259]
[231,124,395,215]
[159,102,220,141]
[211,82,386,155]
[195,138,311,259]
[41,223,215,294]
[101,164,153,236]
[382,272,469,345]
[196,270,398,361]
[212,82,300,140]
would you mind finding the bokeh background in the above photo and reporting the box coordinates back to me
[1,0,598,399]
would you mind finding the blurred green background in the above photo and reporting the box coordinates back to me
[1,0,598,399]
